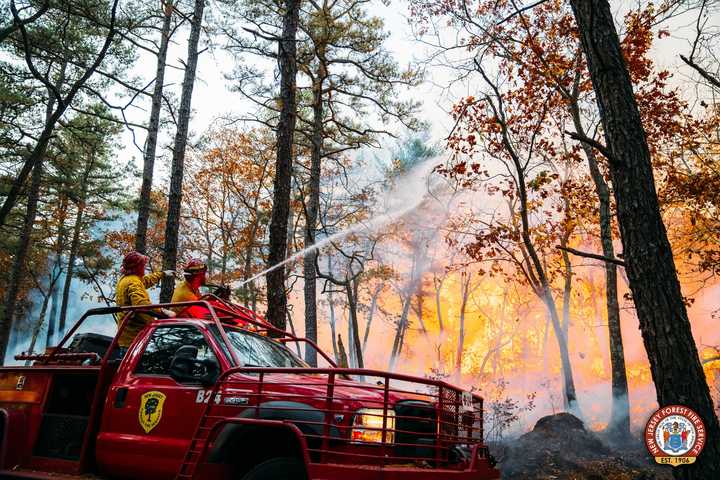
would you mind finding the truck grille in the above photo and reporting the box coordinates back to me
[394,400,436,459]
[394,392,483,462]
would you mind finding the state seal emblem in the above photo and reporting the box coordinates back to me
[139,390,166,434]
[645,404,706,466]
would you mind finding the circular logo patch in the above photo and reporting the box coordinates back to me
[645,405,706,467]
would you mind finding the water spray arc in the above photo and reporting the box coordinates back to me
[234,159,449,291]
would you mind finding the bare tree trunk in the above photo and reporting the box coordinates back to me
[346,278,363,368]
[286,310,301,356]
[0,160,43,362]
[284,195,295,283]
[541,287,577,411]
[337,334,348,368]
[26,271,60,362]
[569,0,720,473]
[568,99,630,435]
[415,291,428,335]
[135,0,174,253]
[27,293,50,360]
[46,195,69,348]
[160,0,205,302]
[514,137,578,407]
[389,250,424,370]
[522,228,577,410]
[345,310,354,367]
[433,274,444,333]
[57,148,96,336]
[220,244,228,283]
[0,130,51,230]
[303,71,326,366]
[250,284,258,313]
[389,293,412,370]
[265,0,300,331]
[46,282,60,349]
[240,157,270,308]
[518,177,577,408]
[57,200,86,336]
[560,230,572,339]
[328,284,339,362]
[541,309,551,375]
[242,242,255,308]
[454,271,470,380]
[362,285,382,355]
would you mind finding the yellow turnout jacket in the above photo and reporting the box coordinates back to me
[170,280,201,313]
[115,271,164,347]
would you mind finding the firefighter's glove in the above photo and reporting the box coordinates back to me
[161,308,177,318]
[216,285,231,300]
[163,270,176,278]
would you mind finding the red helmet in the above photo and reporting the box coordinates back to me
[122,251,148,274]
[183,258,207,276]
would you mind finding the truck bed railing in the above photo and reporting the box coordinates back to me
[177,367,488,479]
[21,296,335,370]
[29,298,271,365]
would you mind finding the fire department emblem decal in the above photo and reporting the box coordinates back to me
[139,391,166,434]
[645,405,706,467]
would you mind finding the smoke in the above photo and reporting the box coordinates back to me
[304,154,720,435]
[6,273,112,365]
[4,212,133,365]
[235,154,456,290]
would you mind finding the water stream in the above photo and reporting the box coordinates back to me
[235,196,427,289]
[234,162,448,290]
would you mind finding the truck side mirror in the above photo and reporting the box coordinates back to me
[169,345,219,387]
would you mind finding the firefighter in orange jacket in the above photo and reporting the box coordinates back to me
[171,258,209,317]
[115,251,176,347]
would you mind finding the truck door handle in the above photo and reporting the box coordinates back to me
[114,387,128,408]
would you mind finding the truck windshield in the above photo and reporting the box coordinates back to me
[218,327,308,368]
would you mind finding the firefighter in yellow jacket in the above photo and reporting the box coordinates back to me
[171,258,208,317]
[115,251,176,348]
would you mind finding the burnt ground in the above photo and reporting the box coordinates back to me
[492,413,673,480]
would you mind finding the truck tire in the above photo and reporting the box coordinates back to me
[240,456,307,480]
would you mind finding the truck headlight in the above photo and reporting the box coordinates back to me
[351,408,395,444]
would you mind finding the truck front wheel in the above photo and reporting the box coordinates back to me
[240,456,307,480]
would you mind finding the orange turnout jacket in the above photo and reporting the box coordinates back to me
[115,271,164,347]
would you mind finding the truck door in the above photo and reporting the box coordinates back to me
[96,325,221,480]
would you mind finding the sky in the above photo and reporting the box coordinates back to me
[112,0,719,183]
[113,0,459,178]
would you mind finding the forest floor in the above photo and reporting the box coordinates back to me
[493,413,673,480]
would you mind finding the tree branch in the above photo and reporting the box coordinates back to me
[680,54,720,90]
[564,130,617,164]
[0,0,49,44]
[556,245,625,267]
[497,0,550,26]
[0,0,121,227]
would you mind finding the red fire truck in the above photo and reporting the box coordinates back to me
[0,297,499,479]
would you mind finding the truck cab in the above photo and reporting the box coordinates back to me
[0,299,499,479]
